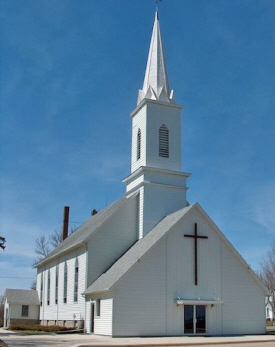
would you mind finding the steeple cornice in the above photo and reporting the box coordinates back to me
[137,11,175,105]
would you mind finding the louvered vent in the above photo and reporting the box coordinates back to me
[159,125,169,158]
[137,129,141,160]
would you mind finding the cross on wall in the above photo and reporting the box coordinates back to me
[184,223,208,286]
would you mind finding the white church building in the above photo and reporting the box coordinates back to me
[36,12,268,336]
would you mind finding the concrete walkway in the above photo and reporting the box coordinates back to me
[1,328,275,347]
[77,334,275,346]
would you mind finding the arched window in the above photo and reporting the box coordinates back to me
[55,265,59,304]
[63,262,67,304]
[137,129,141,160]
[74,258,79,302]
[47,270,50,306]
[159,125,169,158]
[40,273,43,306]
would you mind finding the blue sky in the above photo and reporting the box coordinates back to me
[0,0,274,295]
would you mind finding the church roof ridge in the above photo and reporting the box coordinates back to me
[137,10,174,105]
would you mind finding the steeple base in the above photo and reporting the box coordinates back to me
[123,166,190,238]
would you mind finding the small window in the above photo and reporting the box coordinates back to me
[21,305,29,317]
[159,125,169,158]
[137,129,141,160]
[96,299,101,316]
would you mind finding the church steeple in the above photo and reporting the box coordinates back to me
[137,11,174,105]
[123,11,190,239]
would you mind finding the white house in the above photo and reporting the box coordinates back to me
[36,11,269,336]
[3,289,39,328]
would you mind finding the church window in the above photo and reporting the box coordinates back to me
[55,265,59,304]
[47,270,50,305]
[96,299,101,316]
[21,305,29,317]
[74,258,79,302]
[40,273,43,306]
[137,129,141,160]
[63,262,67,304]
[159,125,169,158]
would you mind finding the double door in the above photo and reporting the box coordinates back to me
[184,305,206,334]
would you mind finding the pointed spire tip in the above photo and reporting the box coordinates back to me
[155,10,159,21]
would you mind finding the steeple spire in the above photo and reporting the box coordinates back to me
[137,11,174,105]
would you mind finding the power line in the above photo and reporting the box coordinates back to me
[0,276,34,279]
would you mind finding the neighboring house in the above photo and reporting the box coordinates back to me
[3,289,39,328]
[35,11,269,336]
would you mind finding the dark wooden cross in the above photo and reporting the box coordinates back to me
[184,223,208,286]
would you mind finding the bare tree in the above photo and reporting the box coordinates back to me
[33,235,51,265]
[0,236,6,250]
[31,279,37,290]
[49,230,62,248]
[259,242,275,321]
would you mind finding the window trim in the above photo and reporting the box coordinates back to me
[21,305,29,317]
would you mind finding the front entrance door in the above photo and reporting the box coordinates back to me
[184,305,206,334]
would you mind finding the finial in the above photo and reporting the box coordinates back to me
[154,0,163,13]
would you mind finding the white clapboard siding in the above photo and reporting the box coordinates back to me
[165,210,223,335]
[142,183,186,237]
[221,242,266,334]
[109,204,266,336]
[39,248,87,322]
[85,300,91,334]
[87,195,138,287]
[113,238,167,336]
[94,298,113,336]
[8,303,39,320]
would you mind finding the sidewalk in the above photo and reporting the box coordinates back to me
[77,333,275,347]
[1,328,275,347]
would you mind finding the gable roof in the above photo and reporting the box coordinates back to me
[4,289,39,305]
[83,204,194,295]
[84,202,268,295]
[36,192,138,267]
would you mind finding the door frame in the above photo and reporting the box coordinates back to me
[90,302,95,333]
[183,304,207,335]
